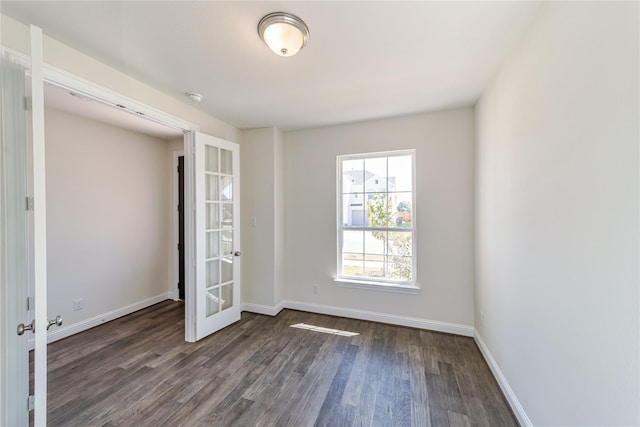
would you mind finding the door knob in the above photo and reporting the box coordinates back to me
[17,320,35,336]
[47,315,63,331]
[234,251,242,256]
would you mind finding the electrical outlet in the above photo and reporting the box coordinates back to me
[73,298,84,311]
[312,285,318,295]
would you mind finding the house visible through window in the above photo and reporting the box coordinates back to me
[337,150,415,287]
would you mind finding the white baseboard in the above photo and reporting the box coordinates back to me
[242,299,474,337]
[474,330,533,427]
[242,301,286,316]
[168,290,179,301]
[29,292,173,349]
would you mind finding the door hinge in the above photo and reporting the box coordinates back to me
[177,165,180,173]
[177,243,180,251]
[26,196,34,211]
[177,204,179,212]
[24,96,32,111]
[27,395,34,412]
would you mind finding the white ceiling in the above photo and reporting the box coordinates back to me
[3,1,542,131]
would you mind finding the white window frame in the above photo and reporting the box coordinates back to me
[335,150,418,294]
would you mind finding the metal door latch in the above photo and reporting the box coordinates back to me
[17,320,35,335]
[17,315,63,335]
[47,315,63,331]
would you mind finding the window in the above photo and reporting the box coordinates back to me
[337,150,416,292]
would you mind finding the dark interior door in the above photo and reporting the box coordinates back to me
[178,156,185,300]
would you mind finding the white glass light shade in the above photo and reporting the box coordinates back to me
[258,12,309,57]
[263,22,304,56]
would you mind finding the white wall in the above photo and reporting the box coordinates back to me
[240,127,285,309]
[284,108,475,328]
[273,128,285,304]
[475,2,639,425]
[45,107,173,330]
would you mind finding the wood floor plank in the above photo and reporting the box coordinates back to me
[41,301,519,427]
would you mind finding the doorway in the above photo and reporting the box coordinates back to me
[14,59,241,422]
[178,155,185,300]
[42,81,186,348]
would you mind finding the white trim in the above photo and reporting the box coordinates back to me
[184,132,197,342]
[242,301,286,317]
[28,293,173,349]
[241,300,473,336]
[334,278,420,294]
[172,150,185,300]
[44,64,197,133]
[0,46,198,133]
[474,330,533,427]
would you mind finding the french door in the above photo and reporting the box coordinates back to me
[187,132,241,342]
[0,26,48,426]
[1,31,239,427]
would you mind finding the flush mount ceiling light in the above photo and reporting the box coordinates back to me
[185,92,203,103]
[258,12,309,57]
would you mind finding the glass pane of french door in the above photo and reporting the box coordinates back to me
[204,145,235,317]
[194,132,240,341]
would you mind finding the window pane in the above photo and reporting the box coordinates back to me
[206,203,219,230]
[206,231,219,258]
[387,256,412,281]
[222,203,233,228]
[343,193,365,226]
[206,260,219,287]
[206,287,220,316]
[222,230,233,256]
[219,176,232,201]
[364,230,385,255]
[388,231,412,256]
[342,253,363,277]
[343,230,363,253]
[342,159,364,194]
[205,146,218,173]
[388,155,412,192]
[389,192,412,228]
[364,254,385,278]
[221,256,233,283]
[220,149,232,174]
[205,175,218,201]
[364,157,387,193]
[221,284,233,311]
[365,193,392,227]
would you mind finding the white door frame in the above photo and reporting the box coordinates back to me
[36,61,200,339]
[31,25,48,427]
[2,44,204,340]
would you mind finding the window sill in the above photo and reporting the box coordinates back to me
[334,278,420,295]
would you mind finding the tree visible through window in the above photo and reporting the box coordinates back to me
[337,150,415,284]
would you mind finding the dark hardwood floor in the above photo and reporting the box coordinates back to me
[43,301,518,426]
